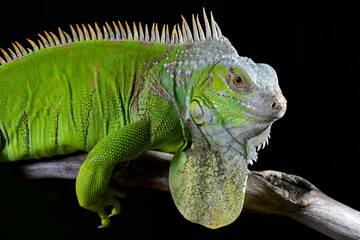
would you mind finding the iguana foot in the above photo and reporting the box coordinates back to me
[96,187,126,229]
[78,186,126,229]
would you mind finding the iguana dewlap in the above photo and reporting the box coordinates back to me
[0,10,286,229]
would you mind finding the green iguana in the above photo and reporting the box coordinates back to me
[0,9,286,229]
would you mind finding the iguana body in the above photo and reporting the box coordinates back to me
[0,10,286,228]
[0,39,182,159]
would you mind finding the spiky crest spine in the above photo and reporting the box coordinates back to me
[0,9,224,65]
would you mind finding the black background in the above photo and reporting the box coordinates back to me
[0,0,359,239]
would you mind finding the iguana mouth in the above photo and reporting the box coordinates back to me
[240,100,276,121]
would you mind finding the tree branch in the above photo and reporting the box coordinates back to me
[13,151,360,239]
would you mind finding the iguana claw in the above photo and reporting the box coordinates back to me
[98,215,111,229]
[96,188,126,229]
[108,198,121,218]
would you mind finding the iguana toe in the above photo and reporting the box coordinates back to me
[97,210,111,229]
[108,199,121,218]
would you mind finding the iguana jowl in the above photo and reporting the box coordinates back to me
[0,10,286,228]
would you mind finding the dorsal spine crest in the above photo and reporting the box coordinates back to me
[0,9,225,65]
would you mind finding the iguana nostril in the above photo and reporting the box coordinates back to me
[270,95,287,119]
[271,101,281,111]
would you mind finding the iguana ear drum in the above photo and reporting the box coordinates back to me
[190,100,213,125]
[190,100,205,125]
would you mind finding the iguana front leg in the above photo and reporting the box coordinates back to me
[76,119,152,228]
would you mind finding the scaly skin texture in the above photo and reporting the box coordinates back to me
[0,40,171,160]
[0,11,286,229]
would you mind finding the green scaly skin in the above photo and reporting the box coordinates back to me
[0,11,286,229]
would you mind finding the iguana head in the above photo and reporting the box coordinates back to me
[166,36,286,161]
[166,10,286,229]
[190,48,287,161]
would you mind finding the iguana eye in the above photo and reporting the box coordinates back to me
[233,75,245,86]
[226,68,250,93]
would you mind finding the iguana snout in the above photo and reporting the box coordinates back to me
[270,89,287,120]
